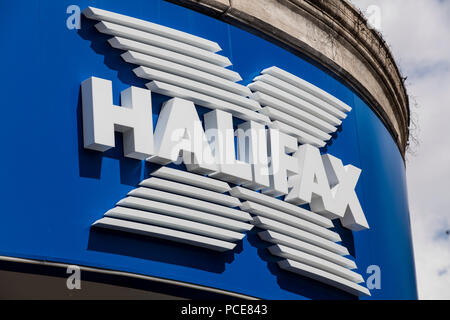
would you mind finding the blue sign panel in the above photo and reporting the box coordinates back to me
[0,0,417,299]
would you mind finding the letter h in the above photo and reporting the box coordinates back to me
[81,77,154,160]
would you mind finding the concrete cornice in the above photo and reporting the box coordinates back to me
[167,0,410,157]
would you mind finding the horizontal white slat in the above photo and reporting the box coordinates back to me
[229,187,333,228]
[105,206,244,242]
[141,177,241,207]
[151,166,231,193]
[93,217,235,252]
[269,245,363,283]
[260,107,331,141]
[147,81,270,124]
[252,91,339,132]
[262,66,352,113]
[84,7,222,52]
[248,81,343,124]
[124,51,249,96]
[255,74,349,119]
[269,121,326,148]
[278,260,370,296]
[259,230,357,269]
[118,196,251,232]
[95,21,231,67]
[129,187,253,222]
[109,37,241,81]
[241,202,340,242]
[134,66,259,110]
[252,216,348,256]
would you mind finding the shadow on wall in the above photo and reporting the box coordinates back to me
[323,125,344,154]
[87,227,244,273]
[76,88,144,187]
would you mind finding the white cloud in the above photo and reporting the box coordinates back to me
[351,0,450,300]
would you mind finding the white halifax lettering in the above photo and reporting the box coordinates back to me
[81,76,369,231]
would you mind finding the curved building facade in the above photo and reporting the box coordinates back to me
[0,0,416,299]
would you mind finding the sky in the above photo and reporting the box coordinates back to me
[351,0,450,300]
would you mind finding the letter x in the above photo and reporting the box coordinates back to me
[322,154,369,231]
